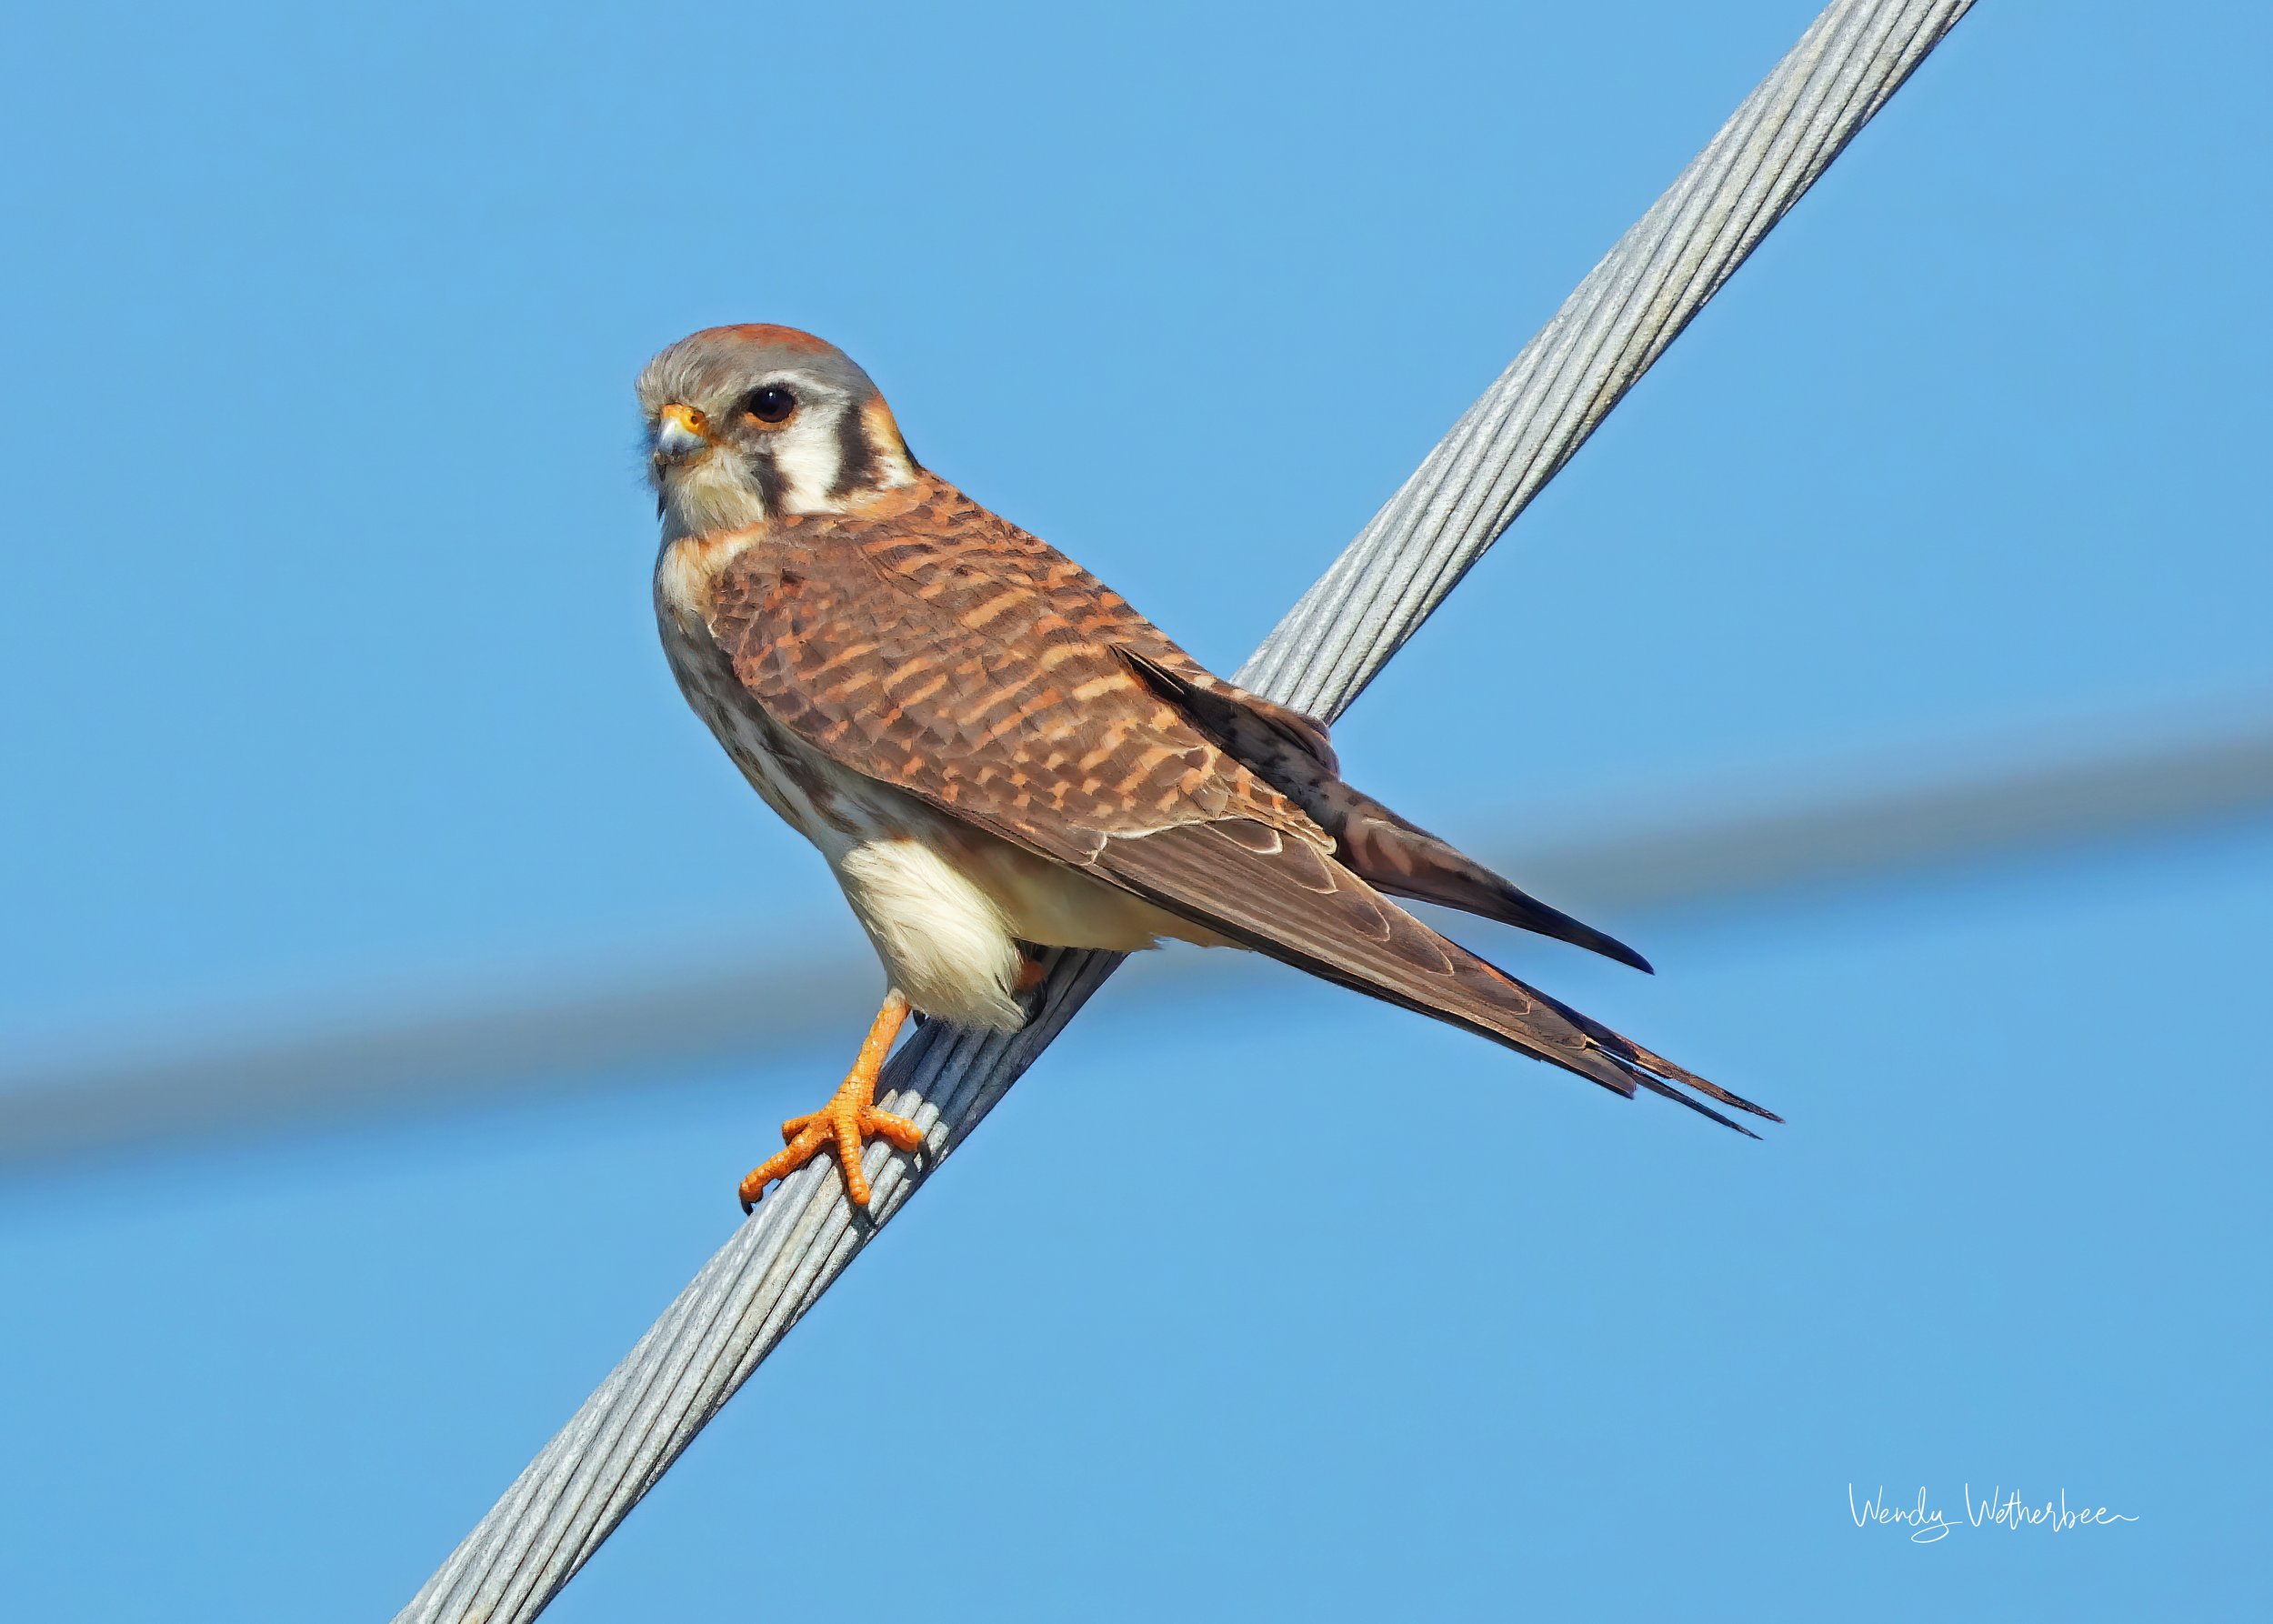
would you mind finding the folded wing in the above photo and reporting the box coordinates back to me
[705,484,1768,1130]
[1117,651,1653,972]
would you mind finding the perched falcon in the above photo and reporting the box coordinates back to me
[640,324,1777,1208]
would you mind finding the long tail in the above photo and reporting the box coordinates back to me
[1095,820,1779,1133]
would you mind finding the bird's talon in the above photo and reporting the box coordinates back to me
[864,1108,927,1153]
[737,992,916,1211]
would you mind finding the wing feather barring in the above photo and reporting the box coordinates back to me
[638,324,1777,1208]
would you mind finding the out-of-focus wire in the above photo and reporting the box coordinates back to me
[5,709,2269,1170]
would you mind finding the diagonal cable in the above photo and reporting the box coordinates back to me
[396,4,1976,1618]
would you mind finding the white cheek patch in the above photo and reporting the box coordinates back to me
[767,414,847,512]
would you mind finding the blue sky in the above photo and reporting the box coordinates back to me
[2,2,2268,1619]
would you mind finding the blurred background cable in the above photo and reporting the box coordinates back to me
[6,703,2268,1168]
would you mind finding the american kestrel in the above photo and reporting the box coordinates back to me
[640,325,1777,1209]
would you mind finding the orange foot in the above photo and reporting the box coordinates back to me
[740,990,926,1211]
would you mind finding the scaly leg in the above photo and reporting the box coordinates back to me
[739,990,926,1211]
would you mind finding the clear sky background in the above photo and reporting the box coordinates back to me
[3,2,2268,1619]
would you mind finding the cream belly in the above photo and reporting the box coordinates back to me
[657,562,1222,1030]
[832,809,1225,1031]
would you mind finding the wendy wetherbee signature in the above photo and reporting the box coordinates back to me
[1848,1484,2139,1543]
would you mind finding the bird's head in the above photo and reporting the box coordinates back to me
[637,325,920,541]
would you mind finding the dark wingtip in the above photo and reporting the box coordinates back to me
[1597,935,1655,976]
[1554,917,1654,976]
[1495,885,1656,975]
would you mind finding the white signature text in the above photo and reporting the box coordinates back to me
[1847,1484,2139,1544]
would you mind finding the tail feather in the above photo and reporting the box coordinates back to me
[1521,978,1783,1126]
[1093,821,1774,1134]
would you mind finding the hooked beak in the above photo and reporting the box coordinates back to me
[653,403,715,467]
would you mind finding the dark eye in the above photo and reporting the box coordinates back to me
[744,386,797,425]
